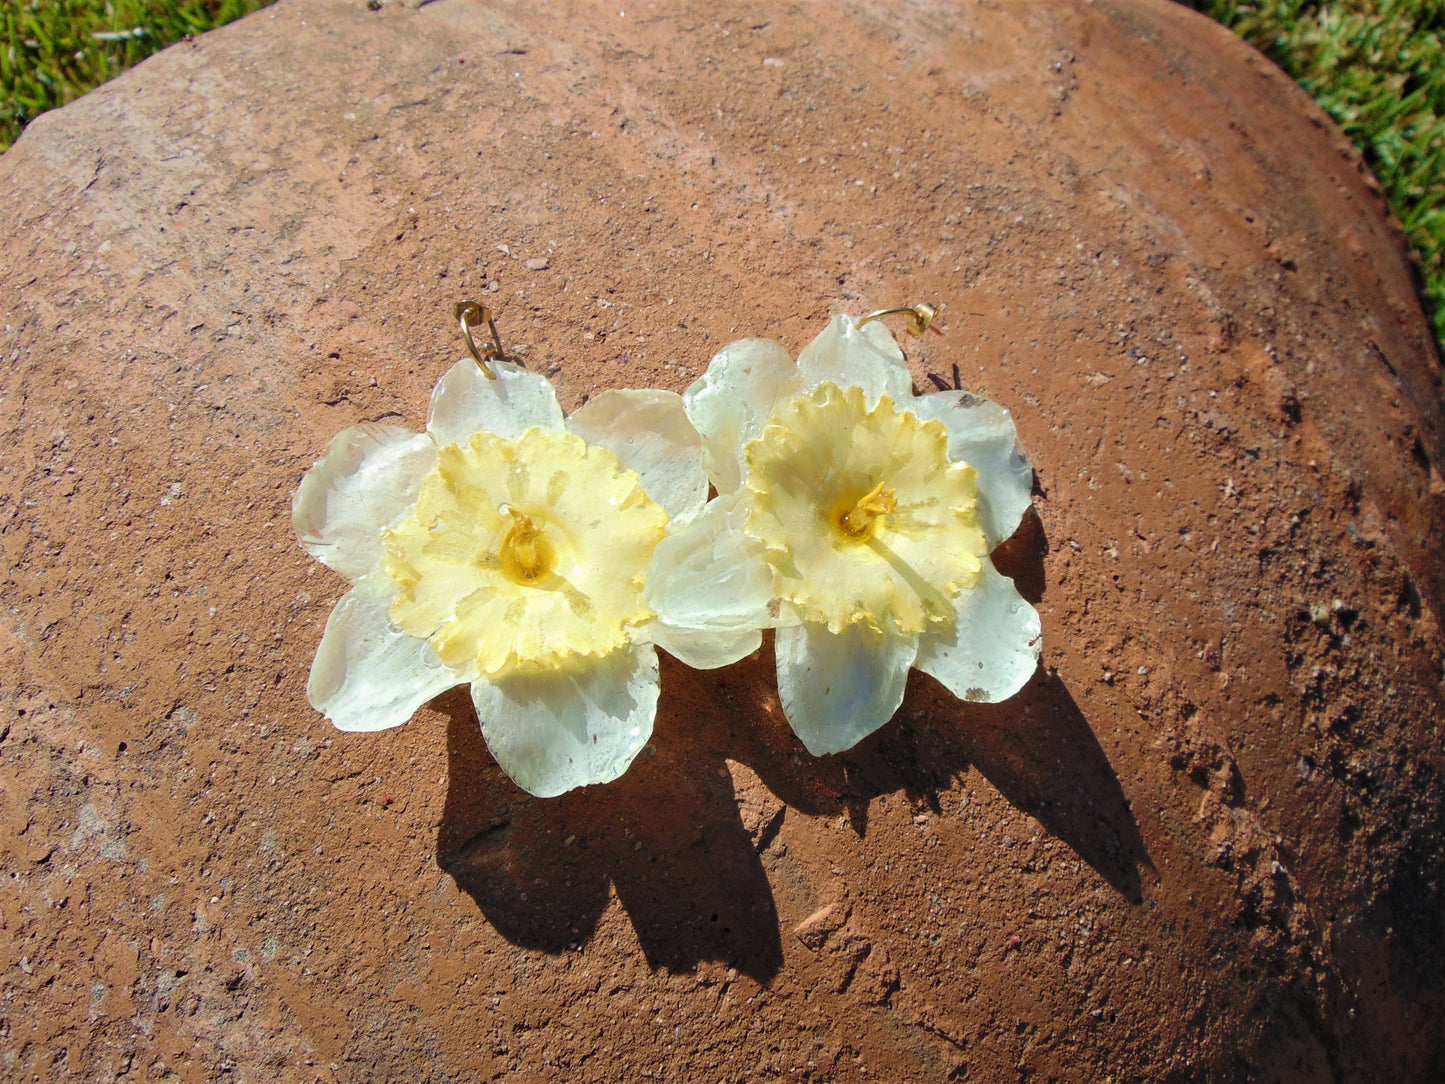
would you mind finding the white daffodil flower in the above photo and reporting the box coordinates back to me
[645,314,1041,755]
[294,358,759,797]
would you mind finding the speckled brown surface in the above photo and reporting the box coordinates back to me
[3,0,1444,1080]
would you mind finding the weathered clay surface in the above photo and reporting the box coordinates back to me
[2,0,1443,1080]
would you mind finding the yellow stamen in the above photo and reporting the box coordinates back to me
[499,506,553,584]
[836,480,898,539]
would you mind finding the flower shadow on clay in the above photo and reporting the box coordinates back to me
[436,509,1151,976]
[434,660,786,982]
[715,511,1154,905]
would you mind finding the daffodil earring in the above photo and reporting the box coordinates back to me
[293,303,757,797]
[646,305,1042,756]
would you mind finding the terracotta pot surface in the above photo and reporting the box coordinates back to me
[2,0,1443,1080]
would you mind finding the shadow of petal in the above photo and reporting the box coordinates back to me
[913,669,1155,902]
[605,702,785,979]
[435,688,611,951]
[990,505,1048,605]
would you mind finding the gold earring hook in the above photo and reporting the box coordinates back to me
[856,302,940,337]
[455,301,508,379]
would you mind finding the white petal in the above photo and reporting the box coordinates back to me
[427,358,565,446]
[683,337,801,493]
[909,391,1034,547]
[643,619,762,670]
[472,645,659,797]
[307,573,463,732]
[566,388,708,526]
[644,490,776,632]
[796,314,912,408]
[915,559,1040,703]
[775,622,919,755]
[292,424,437,582]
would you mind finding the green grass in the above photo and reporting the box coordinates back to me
[1192,1,1445,350]
[1,1,271,149]
[2,1,1444,353]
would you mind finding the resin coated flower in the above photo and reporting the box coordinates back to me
[294,358,758,797]
[646,314,1041,755]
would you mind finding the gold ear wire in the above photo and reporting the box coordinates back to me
[857,303,940,337]
[455,301,509,379]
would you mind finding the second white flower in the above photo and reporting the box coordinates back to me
[646,312,1042,755]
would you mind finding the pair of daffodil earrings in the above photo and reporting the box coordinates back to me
[293,302,1041,797]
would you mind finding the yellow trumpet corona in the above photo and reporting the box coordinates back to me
[382,428,668,676]
[741,383,986,636]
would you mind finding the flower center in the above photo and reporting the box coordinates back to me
[833,480,897,540]
[498,506,553,584]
